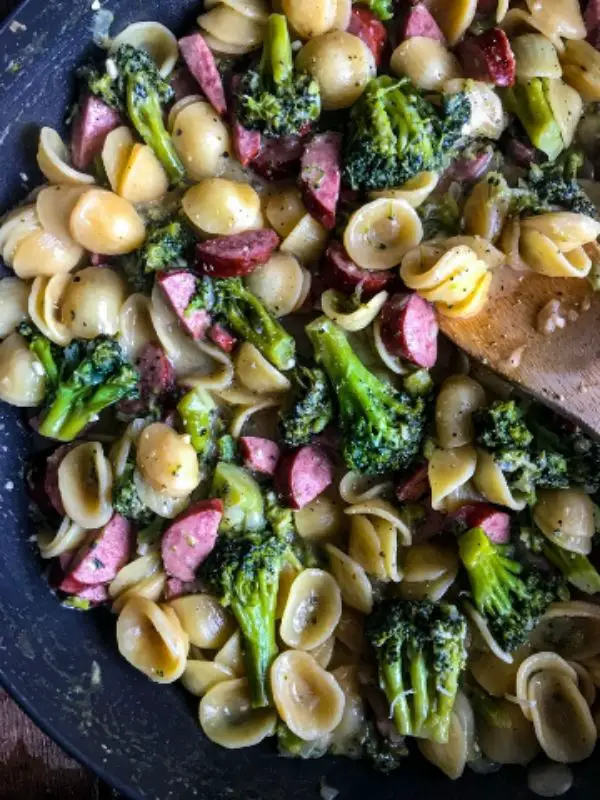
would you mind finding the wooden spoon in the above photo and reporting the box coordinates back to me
[439,265,600,436]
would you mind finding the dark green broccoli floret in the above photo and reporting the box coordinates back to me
[353,0,394,21]
[112,456,154,524]
[187,275,216,315]
[80,45,184,184]
[366,599,467,743]
[529,414,600,494]
[306,316,426,474]
[474,400,533,450]
[38,336,138,442]
[177,387,219,461]
[18,321,60,389]
[189,277,295,371]
[141,219,195,273]
[201,529,289,707]
[362,723,408,773]
[279,363,334,448]
[343,76,471,191]
[238,14,320,137]
[459,526,567,652]
[264,489,295,542]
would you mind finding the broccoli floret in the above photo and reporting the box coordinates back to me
[210,461,265,535]
[81,45,184,185]
[353,0,394,21]
[216,434,239,464]
[362,723,408,773]
[403,368,434,398]
[201,530,289,707]
[342,76,471,191]
[503,78,563,161]
[418,193,462,240]
[112,456,154,524]
[458,526,567,652]
[366,599,467,743]
[187,275,216,316]
[474,400,533,450]
[177,387,219,461]
[201,278,295,371]
[264,489,295,542]
[238,14,320,137]
[279,362,334,448]
[306,316,426,474]
[141,219,195,273]
[38,336,138,441]
[18,321,60,389]
[529,414,600,494]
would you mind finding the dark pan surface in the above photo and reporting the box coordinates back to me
[0,2,595,798]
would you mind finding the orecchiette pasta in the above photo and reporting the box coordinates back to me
[309,636,335,670]
[214,630,246,677]
[463,175,511,243]
[169,594,236,649]
[36,185,90,243]
[398,542,459,602]
[58,442,113,529]
[199,678,277,748]
[181,658,235,697]
[28,274,73,346]
[369,171,439,208]
[281,0,335,38]
[234,342,291,394]
[170,100,231,181]
[546,79,583,149]
[444,78,508,140]
[435,375,486,449]
[428,445,477,511]
[429,0,477,45]
[463,601,514,665]
[279,213,329,265]
[321,289,388,332]
[344,198,423,271]
[391,37,462,91]
[102,127,136,193]
[183,178,262,236]
[470,643,533,697]
[12,228,84,280]
[37,127,95,186]
[533,488,595,554]
[111,21,179,77]
[521,212,600,253]
[198,5,265,54]
[69,189,146,255]
[334,608,367,656]
[529,601,600,661]
[512,33,562,80]
[118,144,169,205]
[214,386,279,439]
[270,650,345,741]
[136,422,201,499]
[0,205,39,267]
[338,471,394,505]
[418,693,474,780]
[37,516,88,561]
[61,267,127,339]
[477,697,539,766]
[473,448,528,511]
[344,499,412,545]
[324,544,373,614]
[109,552,166,613]
[244,253,306,317]
[265,189,306,238]
[118,293,156,362]
[280,569,342,651]
[117,597,189,683]
[293,494,344,542]
[561,39,600,101]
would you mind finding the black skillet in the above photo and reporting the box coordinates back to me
[0,2,595,798]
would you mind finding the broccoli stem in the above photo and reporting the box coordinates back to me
[30,339,59,387]
[382,659,412,736]
[56,377,136,441]
[126,76,185,185]
[177,387,218,458]
[542,541,600,594]
[231,589,278,708]
[38,386,86,440]
[263,14,292,86]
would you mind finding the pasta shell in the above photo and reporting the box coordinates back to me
[512,33,562,80]
[102,126,135,193]
[119,144,169,205]
[28,274,73,346]
[111,21,179,77]
[199,678,277,748]
[521,213,600,252]
[470,643,533,697]
[204,0,269,21]
[478,697,539,765]
[133,469,189,519]
[444,78,508,140]
[61,267,127,339]
[112,571,167,614]
[344,198,423,270]
[437,272,492,319]
[171,101,231,182]
[463,178,510,243]
[533,489,594,555]
[280,569,342,651]
[428,445,477,511]
[372,316,410,375]
[429,0,478,45]
[500,8,565,52]
[244,253,304,317]
[183,178,261,236]
[310,636,336,669]
[109,552,162,600]
[36,185,90,243]
[321,289,388,332]
[293,494,344,542]
[516,651,578,721]
[265,189,306,238]
[369,171,439,208]
[169,594,236,650]
[38,516,88,560]
[69,189,146,255]
[333,0,352,30]
[435,375,486,449]
[334,607,367,655]
[344,499,412,545]
[12,229,84,280]
[374,517,402,583]
[473,448,527,511]
[0,205,40,265]
[200,32,254,56]
[401,542,458,583]
[569,662,597,707]
[463,601,514,664]
[118,293,156,362]
[530,602,600,661]
[116,597,189,683]
[418,693,474,779]
[181,659,235,697]
[338,471,394,504]
[524,0,586,41]
[0,277,30,339]
[329,665,367,754]
[271,650,345,741]
[521,230,591,278]
[280,213,329,265]
[348,515,387,581]
[282,0,336,39]
[419,255,488,306]
[546,79,582,149]
[215,630,246,677]
[58,442,113,529]
[444,235,506,269]
[37,127,95,186]
[325,544,373,614]
[136,422,201,499]
[528,672,596,763]
[234,342,291,394]
[391,37,462,91]
[561,39,600,101]
[0,333,41,407]
[198,6,265,50]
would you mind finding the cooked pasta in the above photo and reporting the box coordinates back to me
[279,569,342,650]
[561,39,600,101]
[435,375,486,449]
[533,489,595,554]
[369,172,439,208]
[111,21,179,77]
[418,693,474,779]
[57,442,113,529]
[244,253,305,317]
[512,33,562,80]
[428,445,477,511]
[391,38,462,91]
[169,594,236,649]
[398,542,459,602]
[198,5,265,55]
[344,198,423,270]
[28,275,73,347]
[170,100,231,181]
[324,544,373,615]
[321,289,388,332]
[183,178,262,236]
[37,127,95,186]
[200,678,277,748]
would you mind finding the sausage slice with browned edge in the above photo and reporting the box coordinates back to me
[275,445,334,510]
[457,28,516,87]
[240,436,281,476]
[158,270,211,340]
[398,4,446,42]
[300,132,342,230]
[322,242,394,297]
[396,463,429,502]
[71,94,121,171]
[230,74,262,167]
[251,136,305,181]
[380,293,439,369]
[65,514,133,586]
[178,32,227,115]
[447,502,511,544]
[347,7,388,65]
[162,499,223,581]
[195,229,280,277]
